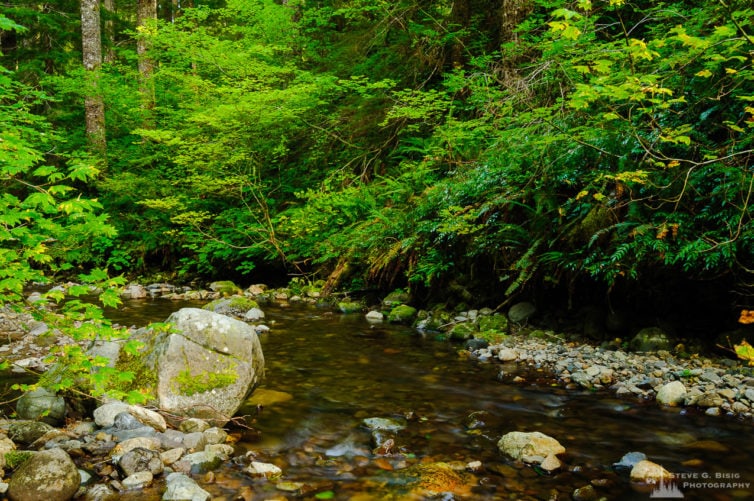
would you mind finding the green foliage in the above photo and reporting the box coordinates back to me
[4,0,754,309]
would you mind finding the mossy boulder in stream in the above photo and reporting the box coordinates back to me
[477,314,508,333]
[387,305,417,324]
[203,296,259,319]
[208,280,242,296]
[146,308,265,426]
[103,308,265,426]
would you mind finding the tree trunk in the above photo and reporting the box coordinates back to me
[80,0,107,159]
[137,0,157,116]
[103,0,115,63]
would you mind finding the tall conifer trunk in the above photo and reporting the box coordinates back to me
[103,0,115,63]
[80,0,107,159]
[137,0,157,117]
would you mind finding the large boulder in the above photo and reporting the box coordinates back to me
[146,308,265,425]
[7,448,80,501]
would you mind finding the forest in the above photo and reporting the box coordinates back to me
[2,0,754,332]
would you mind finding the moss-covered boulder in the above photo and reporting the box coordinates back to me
[337,301,363,314]
[7,448,80,501]
[477,314,509,333]
[508,302,536,324]
[629,327,673,352]
[208,281,242,296]
[203,296,259,319]
[415,309,452,332]
[448,322,477,340]
[387,305,417,324]
[382,290,410,309]
[147,308,265,426]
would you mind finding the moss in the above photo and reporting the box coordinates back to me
[337,301,363,314]
[172,367,238,396]
[475,330,508,344]
[387,305,417,323]
[4,451,33,470]
[205,296,258,311]
[209,281,242,296]
[113,350,157,400]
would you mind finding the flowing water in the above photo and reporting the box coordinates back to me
[104,300,754,499]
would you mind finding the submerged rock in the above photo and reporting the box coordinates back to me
[497,431,565,464]
[630,459,673,484]
[162,472,210,501]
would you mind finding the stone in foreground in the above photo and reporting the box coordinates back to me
[148,308,265,426]
[7,448,80,501]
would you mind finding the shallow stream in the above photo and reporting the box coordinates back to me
[107,299,754,499]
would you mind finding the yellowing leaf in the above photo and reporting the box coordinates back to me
[725,67,738,74]
[576,190,589,200]
[734,340,754,366]
[695,69,712,78]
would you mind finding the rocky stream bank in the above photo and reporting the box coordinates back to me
[0,280,751,500]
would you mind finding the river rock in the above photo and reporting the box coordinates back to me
[365,310,384,323]
[93,402,131,428]
[121,470,153,490]
[110,437,162,461]
[508,302,536,324]
[630,459,672,483]
[7,448,80,501]
[613,451,647,472]
[629,327,673,352]
[243,308,265,321]
[118,447,164,476]
[362,417,407,432]
[179,418,211,433]
[696,391,724,408]
[497,348,518,362]
[208,280,242,296]
[202,427,227,445]
[8,421,55,445]
[121,284,147,299]
[337,301,362,314]
[146,308,265,426]
[656,381,687,406]
[247,461,282,478]
[128,405,167,432]
[497,431,565,463]
[382,290,410,308]
[16,388,66,425]
[478,314,508,333]
[162,472,210,501]
[387,305,417,323]
[203,296,259,319]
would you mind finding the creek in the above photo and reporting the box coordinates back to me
[98,299,754,499]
